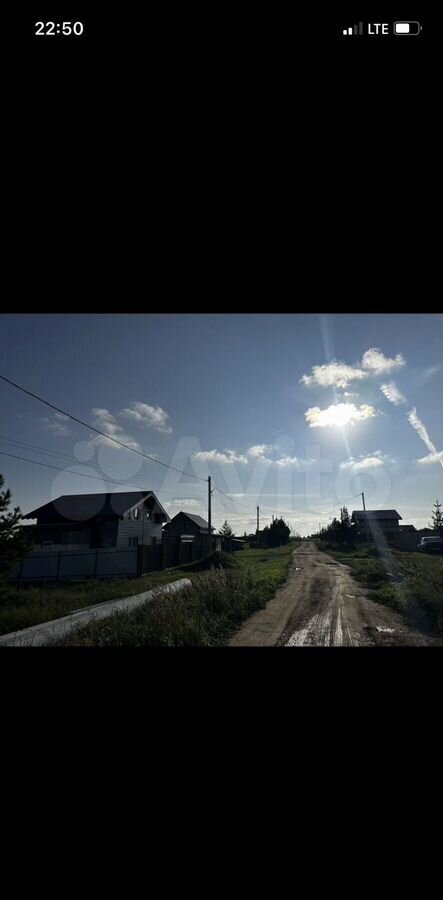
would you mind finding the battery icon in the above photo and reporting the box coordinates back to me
[393,21,421,35]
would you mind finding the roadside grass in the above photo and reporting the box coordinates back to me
[316,541,443,634]
[316,540,380,560]
[56,543,296,646]
[0,569,190,636]
[169,549,241,573]
[236,543,296,582]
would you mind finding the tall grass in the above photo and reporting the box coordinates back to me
[0,571,187,636]
[317,541,443,634]
[58,566,286,647]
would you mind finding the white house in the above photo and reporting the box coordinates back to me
[23,491,170,550]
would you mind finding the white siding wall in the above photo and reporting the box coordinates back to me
[117,519,163,547]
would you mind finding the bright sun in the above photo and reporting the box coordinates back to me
[305,402,378,429]
[326,404,358,427]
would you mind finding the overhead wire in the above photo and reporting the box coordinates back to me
[0,374,365,526]
[0,374,207,482]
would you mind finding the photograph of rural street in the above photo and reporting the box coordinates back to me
[0,313,442,647]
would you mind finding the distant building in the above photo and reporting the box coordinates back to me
[161,512,215,566]
[351,509,402,542]
[23,491,170,550]
[163,511,215,540]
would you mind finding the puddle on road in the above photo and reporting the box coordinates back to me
[345,594,355,599]
[376,626,395,634]
[286,606,354,647]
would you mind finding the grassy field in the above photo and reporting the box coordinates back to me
[0,570,190,637]
[54,543,296,647]
[317,541,443,634]
[236,543,297,583]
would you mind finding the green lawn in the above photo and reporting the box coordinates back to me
[53,543,297,647]
[316,541,443,634]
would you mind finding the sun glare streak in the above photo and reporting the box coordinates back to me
[319,314,353,459]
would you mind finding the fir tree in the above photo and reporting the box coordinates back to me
[0,474,33,583]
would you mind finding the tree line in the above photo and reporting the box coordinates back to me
[219,516,292,547]
[316,499,443,547]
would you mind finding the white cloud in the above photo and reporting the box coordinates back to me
[361,348,406,375]
[195,445,317,469]
[305,403,378,428]
[193,449,248,465]
[404,408,443,468]
[414,365,442,388]
[120,401,172,433]
[247,444,274,462]
[165,498,201,509]
[416,450,443,466]
[39,412,72,437]
[300,348,406,390]
[340,452,393,472]
[300,362,367,389]
[274,456,302,468]
[91,408,141,451]
[380,382,408,406]
[407,408,437,456]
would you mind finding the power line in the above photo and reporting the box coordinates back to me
[1,448,351,531]
[213,483,362,518]
[0,450,207,506]
[0,374,207,483]
[0,436,208,498]
[0,442,263,518]
[0,434,157,480]
[212,493,273,524]
[0,374,363,520]
[212,489,245,516]
[0,450,171,492]
[0,438,212,499]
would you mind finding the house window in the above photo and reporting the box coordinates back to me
[128,537,139,547]
[134,508,139,519]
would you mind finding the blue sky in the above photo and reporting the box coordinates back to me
[1,313,442,536]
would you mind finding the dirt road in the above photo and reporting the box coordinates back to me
[229,542,435,646]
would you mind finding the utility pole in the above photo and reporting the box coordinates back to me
[208,476,214,555]
[256,505,260,548]
[362,491,369,543]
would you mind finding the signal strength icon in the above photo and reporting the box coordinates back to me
[343,22,364,35]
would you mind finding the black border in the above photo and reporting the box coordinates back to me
[3,8,440,758]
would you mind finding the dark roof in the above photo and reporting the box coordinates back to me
[24,491,170,522]
[166,511,215,532]
[184,513,211,529]
[351,509,402,521]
